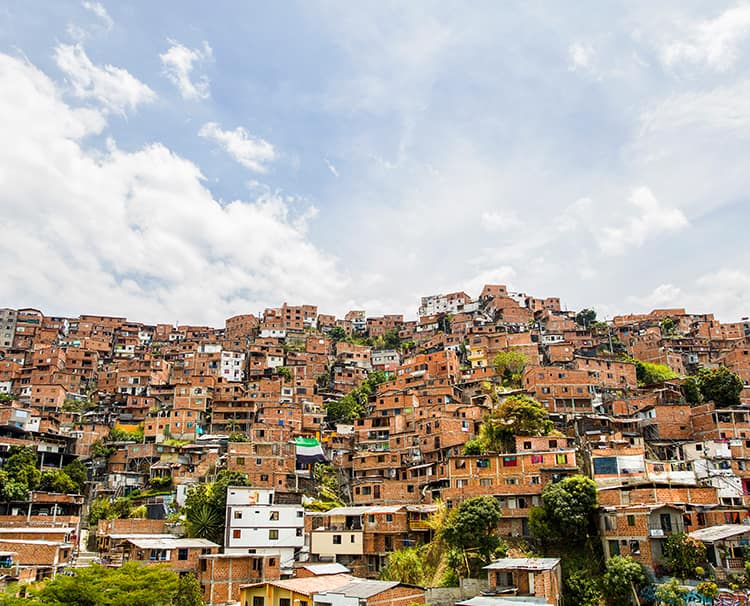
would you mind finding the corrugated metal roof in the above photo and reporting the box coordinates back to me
[125,537,219,549]
[241,574,354,594]
[484,558,560,571]
[0,527,73,533]
[299,563,351,575]
[318,580,403,598]
[689,524,750,542]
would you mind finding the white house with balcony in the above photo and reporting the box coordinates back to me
[224,487,305,574]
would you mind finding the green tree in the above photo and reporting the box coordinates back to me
[183,470,248,543]
[662,532,706,578]
[537,475,598,540]
[564,569,602,606]
[601,556,647,606]
[38,469,77,494]
[682,377,703,405]
[479,394,552,453]
[90,439,114,459]
[185,502,224,545]
[64,459,89,493]
[655,577,687,606]
[440,496,506,577]
[3,446,41,490]
[174,573,205,606]
[696,366,744,406]
[660,317,676,336]
[492,349,528,388]
[633,359,678,386]
[29,562,180,606]
[576,309,597,329]
[325,371,388,423]
[329,326,347,342]
[382,328,401,350]
[461,439,483,455]
[380,547,426,585]
[276,366,292,382]
[0,473,30,502]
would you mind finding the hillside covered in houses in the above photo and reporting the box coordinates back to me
[1,285,750,605]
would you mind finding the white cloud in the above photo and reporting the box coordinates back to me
[0,52,345,325]
[81,1,113,31]
[568,41,595,72]
[598,187,688,255]
[54,43,155,113]
[462,266,516,298]
[325,158,339,177]
[198,122,276,173]
[662,4,750,72]
[160,40,212,100]
[628,269,750,322]
[480,210,521,233]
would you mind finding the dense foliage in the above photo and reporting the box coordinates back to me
[477,394,552,453]
[0,563,204,606]
[440,496,506,577]
[662,532,706,578]
[601,556,647,606]
[492,349,528,388]
[531,475,598,541]
[696,366,744,406]
[324,370,388,423]
[183,470,249,543]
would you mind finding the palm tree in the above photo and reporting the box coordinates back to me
[185,504,223,544]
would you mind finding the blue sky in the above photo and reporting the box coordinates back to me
[1,1,750,324]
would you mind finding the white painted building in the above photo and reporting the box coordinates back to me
[260,328,287,339]
[418,292,473,317]
[224,487,305,573]
[221,350,246,382]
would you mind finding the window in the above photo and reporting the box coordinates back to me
[270,511,279,521]
[629,540,640,555]
[296,528,303,536]
[386,514,393,522]
[233,529,241,539]
[236,457,245,466]
[503,456,518,467]
[368,514,375,523]
[627,515,635,526]
[253,597,264,606]
[178,548,188,561]
[280,599,291,606]
[523,441,532,450]
[297,510,304,518]
[269,529,279,540]
[234,510,243,519]
[555,454,568,465]
[333,535,342,544]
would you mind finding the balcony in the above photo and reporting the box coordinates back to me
[409,520,431,531]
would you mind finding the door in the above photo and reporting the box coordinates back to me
[660,513,672,533]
